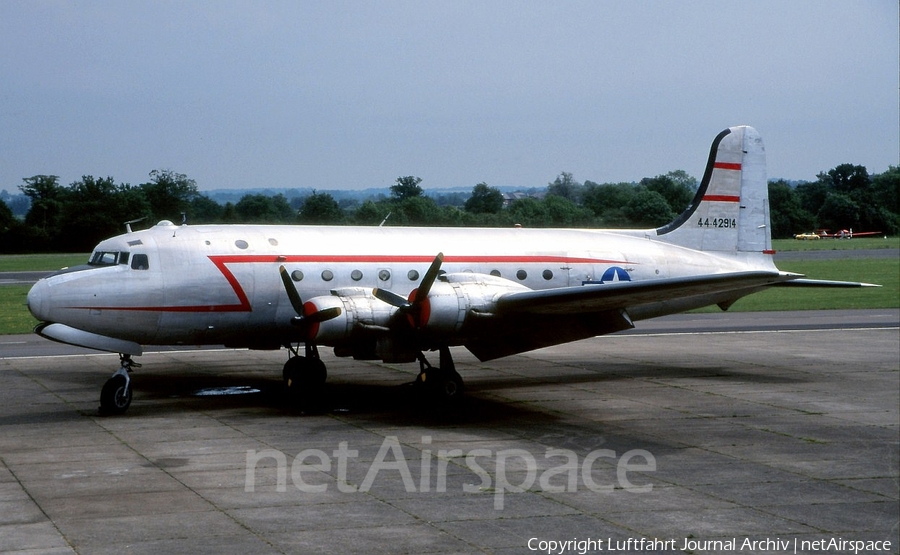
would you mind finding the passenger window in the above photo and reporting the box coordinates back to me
[131,254,149,270]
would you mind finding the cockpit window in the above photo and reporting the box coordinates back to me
[89,251,124,266]
[131,254,149,270]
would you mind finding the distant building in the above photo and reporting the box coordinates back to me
[501,190,546,208]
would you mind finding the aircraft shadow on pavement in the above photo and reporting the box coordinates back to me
[112,374,689,457]
[470,364,806,390]
[113,359,805,422]
[129,372,558,427]
[1,355,806,430]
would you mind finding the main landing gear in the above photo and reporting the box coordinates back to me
[99,354,139,415]
[282,342,465,405]
[412,346,464,402]
[282,343,327,401]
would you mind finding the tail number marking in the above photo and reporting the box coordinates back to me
[697,217,736,229]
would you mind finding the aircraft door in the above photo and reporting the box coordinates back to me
[121,250,162,338]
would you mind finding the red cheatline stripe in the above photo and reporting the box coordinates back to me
[206,254,626,265]
[64,253,634,313]
[69,304,249,313]
[702,195,741,202]
[714,162,741,170]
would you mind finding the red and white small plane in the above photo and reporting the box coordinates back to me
[818,229,883,239]
[26,126,876,414]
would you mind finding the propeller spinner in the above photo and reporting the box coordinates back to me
[373,252,444,328]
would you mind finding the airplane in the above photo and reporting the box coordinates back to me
[817,228,883,239]
[25,126,878,415]
[794,229,883,240]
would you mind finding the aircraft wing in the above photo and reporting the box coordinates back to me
[462,271,788,361]
[492,271,788,316]
[460,270,881,361]
[770,277,881,287]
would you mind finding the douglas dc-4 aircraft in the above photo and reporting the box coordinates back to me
[26,126,877,414]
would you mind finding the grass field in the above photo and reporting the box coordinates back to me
[772,236,898,252]
[0,253,90,272]
[0,286,33,335]
[1,243,897,335]
[693,257,899,312]
[1,254,92,336]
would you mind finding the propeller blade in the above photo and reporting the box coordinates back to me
[413,252,444,304]
[307,306,342,323]
[279,265,305,315]
[373,288,410,308]
[371,253,444,329]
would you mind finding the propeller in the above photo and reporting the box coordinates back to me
[373,252,443,328]
[279,266,342,333]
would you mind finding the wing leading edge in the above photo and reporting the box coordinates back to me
[493,271,787,315]
[770,277,881,288]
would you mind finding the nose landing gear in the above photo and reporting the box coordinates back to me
[99,354,139,415]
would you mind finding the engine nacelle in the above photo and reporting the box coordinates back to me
[414,273,529,337]
[301,275,529,360]
[302,287,394,345]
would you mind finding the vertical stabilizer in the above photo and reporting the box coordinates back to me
[656,126,771,254]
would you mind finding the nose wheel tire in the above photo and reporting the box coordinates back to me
[100,375,132,415]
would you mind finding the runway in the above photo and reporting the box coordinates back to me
[0,310,897,553]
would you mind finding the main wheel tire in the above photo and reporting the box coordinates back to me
[283,357,327,400]
[100,375,132,415]
[429,368,464,402]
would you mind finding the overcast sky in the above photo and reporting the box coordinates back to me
[1,1,897,194]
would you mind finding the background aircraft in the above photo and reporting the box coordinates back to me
[818,228,883,239]
[26,126,876,414]
[794,228,883,239]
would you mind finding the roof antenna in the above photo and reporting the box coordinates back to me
[124,217,146,233]
[379,211,392,227]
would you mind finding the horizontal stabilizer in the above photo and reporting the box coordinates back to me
[34,323,143,355]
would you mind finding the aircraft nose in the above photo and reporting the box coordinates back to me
[26,279,50,322]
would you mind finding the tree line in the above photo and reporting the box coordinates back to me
[1,164,897,253]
